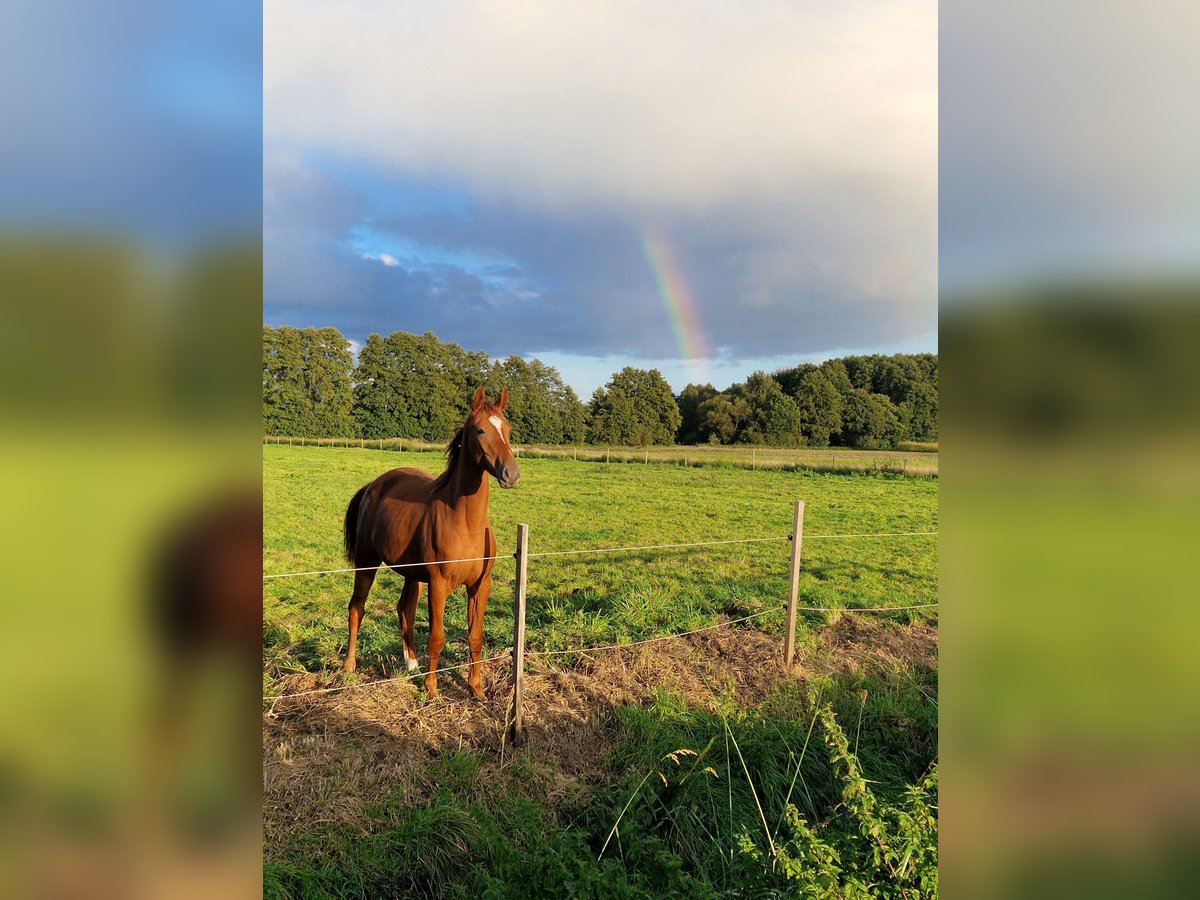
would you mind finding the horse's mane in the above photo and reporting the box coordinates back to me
[444,425,464,466]
[433,423,468,490]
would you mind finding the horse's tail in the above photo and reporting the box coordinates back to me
[343,483,370,563]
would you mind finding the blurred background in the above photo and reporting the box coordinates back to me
[942,1,1200,897]
[1,0,1198,897]
[0,1,262,897]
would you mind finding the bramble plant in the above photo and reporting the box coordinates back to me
[737,705,938,898]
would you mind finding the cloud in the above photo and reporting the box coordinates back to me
[266,1,934,211]
[361,251,400,267]
[264,0,937,365]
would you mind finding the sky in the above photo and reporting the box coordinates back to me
[264,0,938,396]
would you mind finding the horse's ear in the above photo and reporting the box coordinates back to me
[471,385,486,410]
[497,388,509,411]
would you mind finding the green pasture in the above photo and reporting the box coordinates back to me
[263,445,939,897]
[264,445,938,686]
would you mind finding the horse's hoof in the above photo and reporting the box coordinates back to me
[342,660,356,674]
[468,686,486,702]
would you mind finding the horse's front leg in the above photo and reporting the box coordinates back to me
[424,576,450,698]
[465,573,491,701]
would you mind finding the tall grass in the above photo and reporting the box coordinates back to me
[264,674,937,898]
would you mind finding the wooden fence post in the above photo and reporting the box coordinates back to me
[784,500,805,673]
[509,523,530,744]
[752,448,757,470]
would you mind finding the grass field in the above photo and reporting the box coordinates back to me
[263,445,938,897]
[264,446,937,681]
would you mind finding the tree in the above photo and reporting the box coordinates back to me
[351,333,399,438]
[728,373,800,446]
[407,332,477,440]
[262,325,354,436]
[898,380,938,442]
[695,374,801,446]
[839,388,901,449]
[558,385,589,443]
[305,327,355,437]
[757,391,802,445]
[697,393,750,444]
[819,358,854,396]
[263,325,937,448]
[842,356,878,392]
[793,370,843,447]
[772,363,818,398]
[351,331,480,440]
[676,383,718,444]
[494,356,557,443]
[587,367,681,445]
[263,326,312,436]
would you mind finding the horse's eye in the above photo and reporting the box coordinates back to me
[476,428,486,435]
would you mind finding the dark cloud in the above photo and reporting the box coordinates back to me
[265,156,933,361]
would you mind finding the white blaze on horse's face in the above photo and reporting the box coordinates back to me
[487,415,508,445]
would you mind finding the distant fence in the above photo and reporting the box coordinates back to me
[263,501,938,742]
[263,435,938,476]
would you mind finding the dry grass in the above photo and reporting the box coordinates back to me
[263,615,936,852]
[806,611,938,677]
[262,435,939,475]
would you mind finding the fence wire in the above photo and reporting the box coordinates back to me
[263,530,937,580]
[263,524,937,704]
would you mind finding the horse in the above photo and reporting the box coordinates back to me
[340,386,521,699]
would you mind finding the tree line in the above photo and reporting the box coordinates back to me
[264,326,937,449]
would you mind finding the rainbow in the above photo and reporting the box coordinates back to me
[640,227,708,384]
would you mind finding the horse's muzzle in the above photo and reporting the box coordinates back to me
[498,462,521,488]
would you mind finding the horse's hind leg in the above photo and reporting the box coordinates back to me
[343,564,378,674]
[396,578,422,673]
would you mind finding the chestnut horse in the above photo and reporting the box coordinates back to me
[340,387,520,698]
